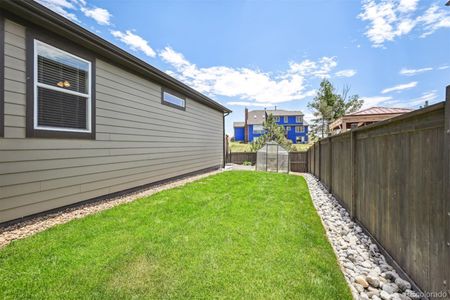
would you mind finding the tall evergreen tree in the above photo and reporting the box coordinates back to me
[308,79,363,138]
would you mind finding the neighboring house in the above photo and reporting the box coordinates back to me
[234,108,308,144]
[329,107,412,135]
[0,1,231,224]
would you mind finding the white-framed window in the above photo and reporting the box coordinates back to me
[296,116,303,123]
[295,126,304,133]
[296,136,305,143]
[284,116,288,123]
[162,88,186,110]
[286,126,291,131]
[34,40,92,133]
[275,116,280,122]
[253,125,264,134]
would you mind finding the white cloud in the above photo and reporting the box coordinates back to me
[160,47,329,103]
[227,102,274,107]
[358,0,413,47]
[35,0,113,26]
[381,81,417,94]
[397,0,418,13]
[359,1,450,47]
[399,67,433,76]
[81,7,111,25]
[35,0,80,22]
[335,69,357,77]
[111,30,156,57]
[417,4,450,37]
[360,95,393,108]
[408,90,438,106]
[438,65,449,70]
[288,57,338,78]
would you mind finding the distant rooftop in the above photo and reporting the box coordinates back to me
[246,109,304,125]
[347,107,413,116]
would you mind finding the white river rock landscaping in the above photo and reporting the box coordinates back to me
[302,174,420,300]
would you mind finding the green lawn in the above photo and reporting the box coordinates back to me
[0,171,351,299]
[230,141,312,152]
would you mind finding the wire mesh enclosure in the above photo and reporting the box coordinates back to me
[256,141,289,173]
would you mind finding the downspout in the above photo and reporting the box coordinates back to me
[223,112,230,168]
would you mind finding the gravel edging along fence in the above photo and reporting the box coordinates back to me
[303,173,423,300]
[0,169,221,249]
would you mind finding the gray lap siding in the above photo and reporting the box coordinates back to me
[0,19,224,223]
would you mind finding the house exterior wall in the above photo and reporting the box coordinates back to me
[233,114,308,144]
[234,126,244,141]
[0,19,224,223]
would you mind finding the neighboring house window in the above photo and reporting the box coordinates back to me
[295,126,304,133]
[284,116,288,123]
[275,116,280,122]
[296,136,305,143]
[162,88,186,110]
[26,30,96,139]
[296,116,303,123]
[286,126,291,131]
[253,125,264,134]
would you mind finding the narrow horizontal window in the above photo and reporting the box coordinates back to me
[295,126,304,133]
[34,40,91,132]
[162,88,186,110]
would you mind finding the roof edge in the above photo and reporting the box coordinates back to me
[1,0,231,113]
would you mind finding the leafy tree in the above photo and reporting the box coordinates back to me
[308,79,363,138]
[250,113,293,151]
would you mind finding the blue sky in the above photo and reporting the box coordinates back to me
[38,0,450,135]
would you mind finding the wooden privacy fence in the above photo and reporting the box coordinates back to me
[289,152,308,172]
[227,152,257,165]
[307,86,450,298]
[227,151,308,172]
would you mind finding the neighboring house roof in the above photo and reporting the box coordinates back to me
[347,107,412,116]
[247,110,304,125]
[233,122,245,127]
[1,0,231,114]
[329,106,413,132]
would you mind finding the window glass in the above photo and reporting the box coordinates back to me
[35,40,91,131]
[163,90,185,108]
[253,125,264,134]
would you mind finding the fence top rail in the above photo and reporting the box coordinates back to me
[230,151,308,154]
[314,101,445,144]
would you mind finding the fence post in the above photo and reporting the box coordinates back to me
[305,149,309,173]
[328,137,333,193]
[444,85,450,294]
[318,140,322,180]
[313,143,316,175]
[350,129,357,219]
